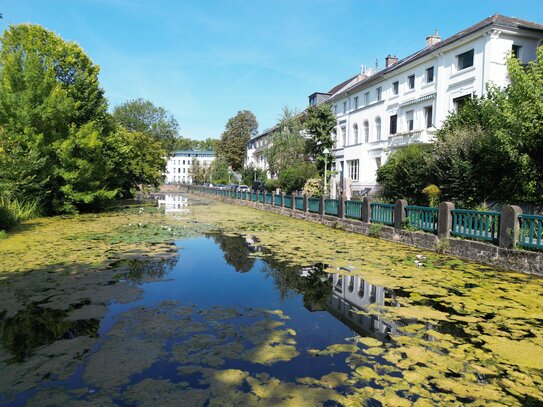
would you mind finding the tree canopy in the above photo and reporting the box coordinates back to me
[304,104,336,174]
[217,110,258,171]
[112,98,179,153]
[0,24,167,216]
[264,107,307,177]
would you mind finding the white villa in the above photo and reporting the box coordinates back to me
[164,150,215,184]
[323,14,543,194]
[247,14,543,194]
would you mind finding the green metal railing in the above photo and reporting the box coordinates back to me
[451,209,500,242]
[406,205,438,233]
[265,194,272,204]
[295,196,304,211]
[252,192,257,202]
[345,200,362,219]
[274,194,282,206]
[371,203,394,225]
[308,198,320,213]
[284,196,292,208]
[325,199,339,216]
[519,214,543,250]
[258,193,264,203]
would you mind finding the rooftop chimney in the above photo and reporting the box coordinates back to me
[385,55,398,67]
[426,30,441,47]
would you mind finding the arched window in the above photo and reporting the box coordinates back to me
[353,123,359,144]
[358,279,365,298]
[375,117,381,141]
[363,121,369,143]
[348,276,354,293]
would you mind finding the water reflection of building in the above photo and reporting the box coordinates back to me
[158,194,189,213]
[327,273,399,340]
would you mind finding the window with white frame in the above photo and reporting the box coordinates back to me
[375,117,381,141]
[426,66,434,83]
[406,110,414,131]
[457,49,474,70]
[341,126,346,146]
[354,96,358,109]
[343,101,347,113]
[511,44,522,59]
[353,123,359,144]
[364,92,370,105]
[376,87,382,101]
[363,121,369,143]
[348,159,359,181]
[407,74,415,90]
[334,105,337,115]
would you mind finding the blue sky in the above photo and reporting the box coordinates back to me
[1,0,543,140]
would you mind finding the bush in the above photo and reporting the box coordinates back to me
[278,163,319,194]
[422,184,441,207]
[0,195,40,230]
[376,144,433,205]
[302,178,323,197]
[0,205,16,230]
[264,179,278,192]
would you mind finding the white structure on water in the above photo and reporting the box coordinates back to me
[322,14,543,194]
[164,150,215,184]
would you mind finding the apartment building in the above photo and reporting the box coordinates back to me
[322,14,543,194]
[164,150,215,184]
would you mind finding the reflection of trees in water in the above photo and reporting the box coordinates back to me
[261,260,332,309]
[113,256,179,282]
[209,234,255,273]
[0,302,99,363]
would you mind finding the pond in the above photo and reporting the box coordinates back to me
[0,194,542,406]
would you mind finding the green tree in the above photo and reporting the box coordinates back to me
[278,163,319,194]
[209,157,230,183]
[112,98,179,153]
[217,110,258,171]
[376,145,433,205]
[105,126,166,195]
[189,158,205,184]
[265,107,307,177]
[240,165,267,186]
[0,24,115,213]
[304,104,336,174]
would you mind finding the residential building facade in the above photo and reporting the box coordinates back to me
[164,150,215,184]
[321,14,543,194]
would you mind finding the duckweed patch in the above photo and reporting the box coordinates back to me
[0,195,542,405]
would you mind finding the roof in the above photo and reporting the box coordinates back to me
[172,150,214,155]
[324,14,543,102]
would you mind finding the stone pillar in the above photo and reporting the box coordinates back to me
[361,197,372,223]
[319,195,325,216]
[280,192,285,207]
[303,194,309,213]
[394,199,407,229]
[338,195,345,219]
[499,205,522,249]
[438,202,455,238]
[291,193,296,210]
[271,192,275,206]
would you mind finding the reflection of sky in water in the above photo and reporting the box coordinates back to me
[157,193,189,213]
[103,236,369,380]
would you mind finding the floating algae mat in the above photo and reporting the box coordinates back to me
[0,195,542,406]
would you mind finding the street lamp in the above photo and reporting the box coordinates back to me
[323,148,330,197]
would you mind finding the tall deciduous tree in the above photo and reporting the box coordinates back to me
[265,107,307,177]
[112,98,179,153]
[189,158,205,184]
[0,24,115,213]
[304,104,336,174]
[217,110,258,171]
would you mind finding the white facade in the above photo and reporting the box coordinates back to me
[324,14,543,194]
[246,129,273,173]
[164,150,215,184]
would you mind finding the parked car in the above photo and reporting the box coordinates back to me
[227,184,239,191]
[214,184,227,190]
[238,185,250,192]
[252,181,265,192]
